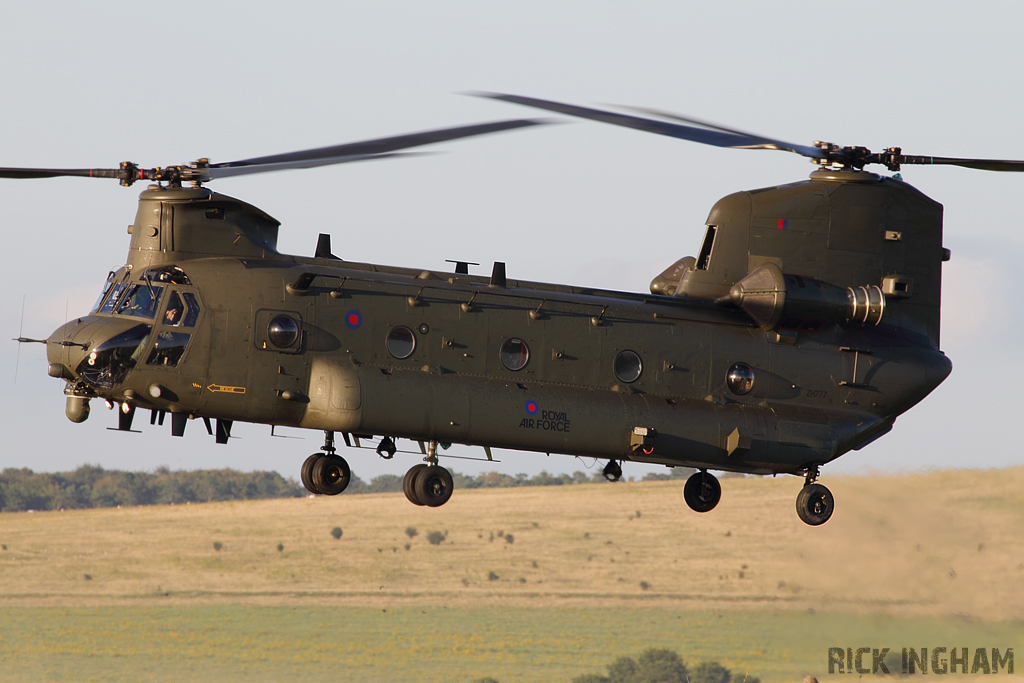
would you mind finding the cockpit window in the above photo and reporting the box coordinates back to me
[90,270,118,313]
[117,284,164,319]
[182,292,201,327]
[144,265,191,285]
[77,323,151,389]
[147,331,192,367]
[99,282,129,314]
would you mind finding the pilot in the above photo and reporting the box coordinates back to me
[163,297,184,325]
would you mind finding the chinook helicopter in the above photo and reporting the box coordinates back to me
[9,96,1020,526]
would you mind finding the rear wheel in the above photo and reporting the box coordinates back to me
[403,464,428,505]
[683,471,721,513]
[413,465,454,507]
[311,455,351,496]
[796,483,834,526]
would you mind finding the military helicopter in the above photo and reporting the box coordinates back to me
[9,95,1020,526]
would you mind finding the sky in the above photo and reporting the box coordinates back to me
[1,2,1022,483]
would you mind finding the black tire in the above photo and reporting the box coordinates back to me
[403,464,428,505]
[796,483,834,526]
[311,455,351,496]
[300,453,322,494]
[413,465,454,507]
[683,471,721,513]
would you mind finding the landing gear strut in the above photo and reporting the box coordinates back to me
[683,470,721,513]
[796,465,834,526]
[300,430,352,496]
[402,440,455,507]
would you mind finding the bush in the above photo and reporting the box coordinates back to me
[426,531,445,545]
[505,534,514,544]
[330,527,343,540]
[690,661,731,683]
[487,571,499,581]
[405,526,418,539]
[213,542,223,551]
[277,543,284,552]
[574,648,691,683]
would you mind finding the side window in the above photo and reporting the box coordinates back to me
[147,331,192,367]
[182,292,201,327]
[696,225,717,270]
[163,291,185,326]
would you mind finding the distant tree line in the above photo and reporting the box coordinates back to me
[0,464,697,513]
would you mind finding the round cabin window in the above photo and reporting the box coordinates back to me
[613,350,643,383]
[499,338,530,371]
[726,362,755,395]
[386,326,416,359]
[268,316,299,348]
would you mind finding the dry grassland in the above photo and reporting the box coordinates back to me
[1,467,1022,618]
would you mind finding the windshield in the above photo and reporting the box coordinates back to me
[116,284,164,319]
[77,324,151,389]
[90,270,118,313]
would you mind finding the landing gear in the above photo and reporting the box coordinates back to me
[299,430,352,496]
[683,470,721,513]
[402,440,455,507]
[602,459,623,482]
[403,464,428,506]
[796,467,834,526]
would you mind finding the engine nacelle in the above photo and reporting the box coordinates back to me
[728,263,885,329]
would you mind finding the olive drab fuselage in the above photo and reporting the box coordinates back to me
[48,170,952,478]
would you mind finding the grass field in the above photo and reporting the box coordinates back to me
[1,469,1022,681]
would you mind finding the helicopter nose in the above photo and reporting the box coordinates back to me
[44,316,122,381]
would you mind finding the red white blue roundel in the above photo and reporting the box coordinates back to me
[345,310,362,330]
[524,400,539,415]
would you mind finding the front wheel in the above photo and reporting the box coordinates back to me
[403,464,428,505]
[796,483,834,526]
[413,465,454,507]
[300,454,322,494]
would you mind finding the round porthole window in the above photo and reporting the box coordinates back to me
[613,350,643,383]
[386,326,416,359]
[726,362,755,395]
[268,315,299,348]
[499,338,530,371]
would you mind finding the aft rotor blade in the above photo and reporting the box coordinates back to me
[609,104,825,158]
[472,92,825,160]
[210,119,548,170]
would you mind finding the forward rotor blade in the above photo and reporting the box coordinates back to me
[472,92,825,160]
[898,155,1024,172]
[202,152,429,180]
[0,167,124,180]
[210,119,548,170]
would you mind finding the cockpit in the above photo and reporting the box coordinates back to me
[75,265,203,389]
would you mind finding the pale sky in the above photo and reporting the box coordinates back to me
[2,2,1021,482]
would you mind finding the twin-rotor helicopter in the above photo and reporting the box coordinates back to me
[10,93,1022,525]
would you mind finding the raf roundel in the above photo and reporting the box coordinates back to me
[345,310,362,330]
[524,400,539,415]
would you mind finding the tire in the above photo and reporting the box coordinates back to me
[683,471,721,513]
[300,454,322,494]
[796,483,834,526]
[311,455,351,496]
[413,465,454,507]
[403,464,428,505]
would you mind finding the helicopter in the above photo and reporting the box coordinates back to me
[9,96,1021,526]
